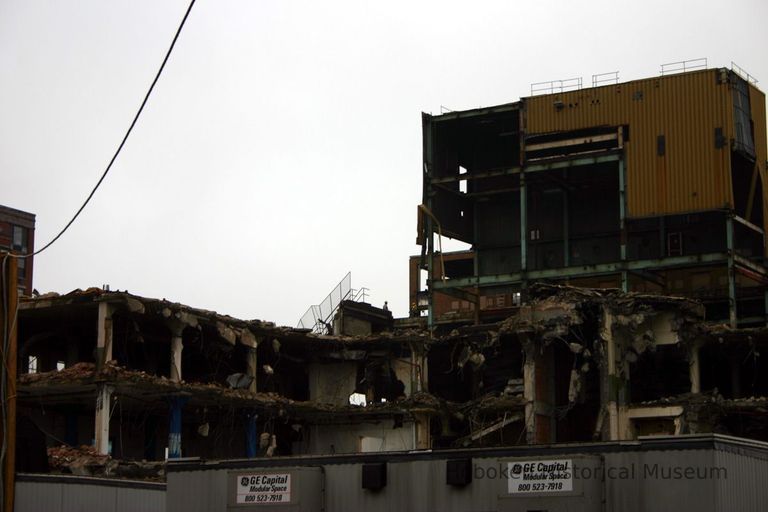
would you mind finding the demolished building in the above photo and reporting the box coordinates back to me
[16,282,768,479]
[11,62,768,510]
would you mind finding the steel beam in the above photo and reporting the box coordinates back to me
[432,252,730,290]
[428,154,622,185]
[563,172,570,268]
[733,214,765,235]
[619,156,628,292]
[430,166,520,184]
[524,153,620,173]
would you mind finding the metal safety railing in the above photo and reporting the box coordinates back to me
[530,77,583,96]
[731,61,758,85]
[660,58,707,76]
[297,273,370,334]
[592,71,619,87]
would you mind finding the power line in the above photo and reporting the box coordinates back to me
[12,0,197,259]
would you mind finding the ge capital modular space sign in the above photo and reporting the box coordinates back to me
[508,459,573,494]
[236,473,291,504]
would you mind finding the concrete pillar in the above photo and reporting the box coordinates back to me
[247,348,258,393]
[601,310,628,441]
[94,384,113,455]
[414,413,430,449]
[96,302,114,371]
[522,336,537,444]
[240,330,259,393]
[689,342,701,394]
[410,349,427,393]
[167,321,185,383]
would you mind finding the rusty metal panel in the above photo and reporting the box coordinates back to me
[525,70,734,218]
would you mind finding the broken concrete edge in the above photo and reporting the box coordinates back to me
[20,283,708,348]
[46,444,166,482]
[18,361,528,419]
[21,287,437,353]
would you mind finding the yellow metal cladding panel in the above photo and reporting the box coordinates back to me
[749,85,767,242]
[524,70,734,218]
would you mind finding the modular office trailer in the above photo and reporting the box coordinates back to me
[166,434,768,512]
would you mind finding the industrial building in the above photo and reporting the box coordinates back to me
[414,65,767,329]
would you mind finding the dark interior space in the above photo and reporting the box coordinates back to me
[730,147,762,226]
[700,342,768,398]
[629,344,691,403]
[180,325,244,385]
[554,337,600,442]
[527,163,620,270]
[18,306,98,374]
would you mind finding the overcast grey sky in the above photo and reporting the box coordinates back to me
[1,0,766,326]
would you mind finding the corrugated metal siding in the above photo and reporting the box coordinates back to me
[524,69,734,218]
[605,450,719,512]
[749,84,768,250]
[714,448,768,512]
[15,479,165,512]
[166,469,228,512]
[166,437,768,512]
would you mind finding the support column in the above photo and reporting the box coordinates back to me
[521,334,541,444]
[726,213,738,328]
[241,329,259,393]
[601,310,628,440]
[618,154,629,292]
[247,348,258,393]
[409,346,427,393]
[563,177,570,268]
[96,302,114,371]
[245,411,258,458]
[414,413,430,449]
[520,171,528,272]
[94,384,114,455]
[689,341,701,394]
[168,322,184,383]
[168,396,189,459]
[426,209,435,330]
[1,253,18,512]
[419,352,428,392]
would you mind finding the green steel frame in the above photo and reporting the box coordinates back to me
[423,139,768,328]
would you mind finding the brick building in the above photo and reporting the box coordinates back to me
[0,204,35,295]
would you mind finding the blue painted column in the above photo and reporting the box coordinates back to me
[245,411,258,458]
[168,396,189,459]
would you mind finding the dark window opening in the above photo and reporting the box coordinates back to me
[630,345,690,403]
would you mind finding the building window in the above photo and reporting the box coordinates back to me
[28,356,38,374]
[12,225,27,252]
[17,257,25,283]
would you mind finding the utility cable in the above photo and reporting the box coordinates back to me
[10,0,197,259]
